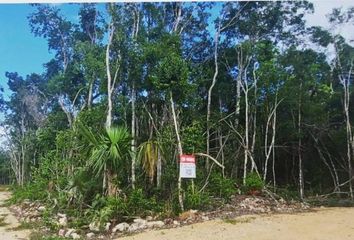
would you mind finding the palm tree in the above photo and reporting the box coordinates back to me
[77,121,131,196]
[137,137,168,188]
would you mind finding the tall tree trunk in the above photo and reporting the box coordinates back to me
[250,70,258,172]
[235,75,241,128]
[206,23,220,170]
[131,81,136,189]
[58,96,73,128]
[342,74,353,199]
[219,97,225,178]
[314,141,339,193]
[326,149,340,193]
[130,4,140,190]
[157,148,162,188]
[298,82,304,200]
[104,18,119,196]
[170,91,184,211]
[263,96,280,183]
[234,52,242,181]
[272,142,276,190]
[21,144,25,186]
[105,21,116,129]
[20,114,26,186]
[87,78,94,109]
[243,88,249,185]
[335,44,353,198]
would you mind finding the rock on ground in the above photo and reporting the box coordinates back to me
[116,207,354,240]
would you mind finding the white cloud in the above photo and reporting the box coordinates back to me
[306,0,354,41]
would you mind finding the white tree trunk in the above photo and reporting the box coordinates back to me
[206,23,220,170]
[157,148,162,188]
[298,83,304,200]
[243,88,249,185]
[131,82,136,189]
[250,70,258,172]
[105,23,114,129]
[263,97,280,182]
[131,4,140,190]
[87,78,94,109]
[342,74,353,199]
[170,91,184,211]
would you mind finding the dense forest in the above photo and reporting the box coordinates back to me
[0,1,353,229]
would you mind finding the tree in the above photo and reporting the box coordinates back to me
[77,122,131,196]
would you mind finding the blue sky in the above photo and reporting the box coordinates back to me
[0,2,217,100]
[0,1,353,101]
[0,4,52,97]
[0,3,83,99]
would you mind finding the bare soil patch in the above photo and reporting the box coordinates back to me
[0,188,30,240]
[118,207,354,240]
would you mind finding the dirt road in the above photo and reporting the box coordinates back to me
[120,207,354,240]
[0,189,29,240]
[1,189,354,240]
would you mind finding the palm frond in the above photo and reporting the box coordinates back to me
[138,140,161,181]
[79,123,131,178]
[76,120,99,146]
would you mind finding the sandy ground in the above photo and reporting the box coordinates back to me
[0,190,30,240]
[1,189,354,240]
[119,207,354,240]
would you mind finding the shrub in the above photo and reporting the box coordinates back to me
[276,185,299,200]
[10,182,48,204]
[243,172,264,194]
[127,188,162,216]
[208,173,237,200]
[184,185,210,210]
[89,188,163,226]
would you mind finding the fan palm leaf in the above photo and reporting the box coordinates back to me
[138,140,164,182]
[77,121,131,178]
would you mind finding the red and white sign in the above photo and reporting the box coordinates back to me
[179,155,196,178]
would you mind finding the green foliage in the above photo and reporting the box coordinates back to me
[77,122,131,177]
[3,3,354,236]
[181,121,204,154]
[0,152,13,184]
[29,232,67,240]
[155,52,189,92]
[89,188,163,225]
[90,195,126,224]
[208,173,237,201]
[137,140,160,182]
[184,185,210,210]
[276,186,300,201]
[127,188,162,216]
[13,184,47,203]
[243,172,264,193]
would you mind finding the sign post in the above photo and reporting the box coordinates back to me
[179,155,196,178]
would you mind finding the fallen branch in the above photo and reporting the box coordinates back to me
[194,153,225,169]
[262,187,279,204]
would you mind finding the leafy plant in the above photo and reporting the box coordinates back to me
[76,121,131,196]
[184,185,210,210]
[137,140,162,183]
[208,173,237,200]
[243,172,264,194]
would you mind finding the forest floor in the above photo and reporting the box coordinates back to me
[1,188,354,240]
[118,207,354,240]
[0,187,30,240]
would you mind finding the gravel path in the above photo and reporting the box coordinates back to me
[0,190,30,240]
[119,207,354,240]
[1,189,354,240]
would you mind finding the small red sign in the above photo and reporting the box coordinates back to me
[179,155,195,163]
